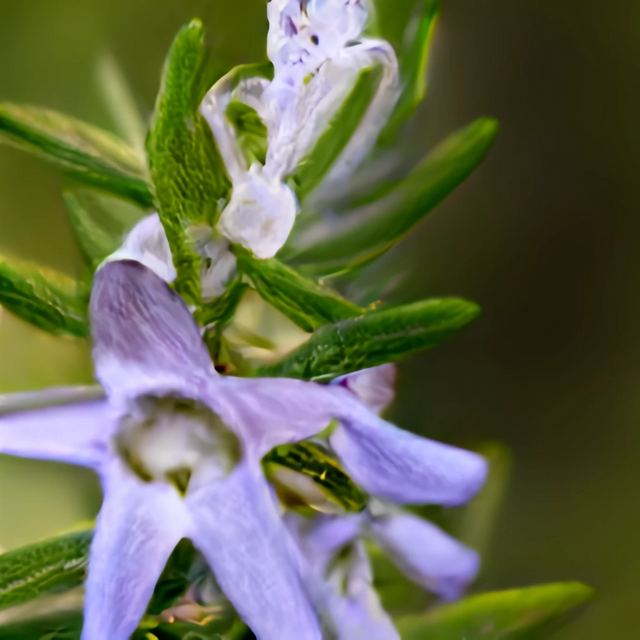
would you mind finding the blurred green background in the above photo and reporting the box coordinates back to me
[0,0,637,637]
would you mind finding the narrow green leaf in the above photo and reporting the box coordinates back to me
[0,259,88,337]
[97,53,147,158]
[0,103,152,207]
[288,65,385,201]
[0,592,84,640]
[396,582,596,640]
[147,19,232,305]
[258,298,480,381]
[264,441,368,513]
[194,280,249,327]
[235,248,362,333]
[226,100,268,166]
[290,118,499,276]
[380,0,440,142]
[63,189,147,266]
[0,530,92,609]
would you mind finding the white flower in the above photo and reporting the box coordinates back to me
[200,0,399,259]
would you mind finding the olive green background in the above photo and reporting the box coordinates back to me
[0,0,637,638]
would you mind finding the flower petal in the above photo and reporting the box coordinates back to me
[367,511,480,600]
[288,514,398,639]
[216,376,351,457]
[0,398,112,468]
[325,591,400,640]
[90,260,216,400]
[266,38,398,184]
[334,364,397,414]
[313,40,400,197]
[187,459,322,640]
[83,460,191,639]
[322,540,399,640]
[217,164,298,259]
[267,0,368,79]
[286,512,364,575]
[218,377,487,508]
[104,213,177,283]
[329,402,488,506]
[200,76,249,183]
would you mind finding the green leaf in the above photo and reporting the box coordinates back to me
[258,297,480,381]
[0,258,88,337]
[290,118,499,276]
[396,582,596,640]
[97,53,147,158]
[0,103,152,207]
[264,441,368,513]
[194,280,249,327]
[63,189,147,267]
[226,100,268,166]
[288,65,385,201]
[0,592,84,640]
[146,19,232,305]
[235,248,362,333]
[380,0,440,142]
[0,530,92,609]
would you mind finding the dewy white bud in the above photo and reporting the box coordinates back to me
[217,164,298,259]
[105,213,177,283]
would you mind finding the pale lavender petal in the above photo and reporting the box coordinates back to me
[334,364,397,414]
[367,512,480,600]
[83,460,191,640]
[304,514,363,555]
[287,515,398,639]
[286,512,364,575]
[322,541,399,640]
[221,377,487,506]
[326,593,400,640]
[0,399,112,468]
[90,261,216,399]
[187,459,322,640]
[329,402,488,506]
[216,376,352,457]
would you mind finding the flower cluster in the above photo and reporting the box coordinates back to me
[0,239,486,639]
[0,2,593,640]
[286,365,481,639]
[0,1,497,637]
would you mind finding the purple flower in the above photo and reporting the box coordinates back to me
[0,260,486,639]
[279,365,481,638]
[287,505,480,640]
